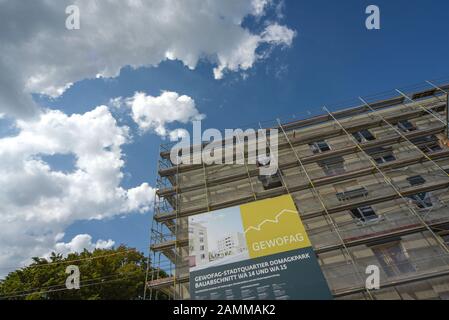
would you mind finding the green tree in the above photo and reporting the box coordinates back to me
[0,245,166,300]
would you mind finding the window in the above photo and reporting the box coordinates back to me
[318,156,345,176]
[352,129,375,143]
[420,143,442,153]
[199,245,205,251]
[350,206,378,222]
[442,234,449,245]
[337,187,368,201]
[374,154,396,164]
[408,192,434,209]
[411,135,442,154]
[407,175,426,186]
[366,147,396,164]
[199,237,204,243]
[257,155,283,190]
[371,242,416,278]
[397,120,416,132]
[258,171,283,190]
[309,140,330,154]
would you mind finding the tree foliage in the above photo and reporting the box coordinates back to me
[0,245,166,300]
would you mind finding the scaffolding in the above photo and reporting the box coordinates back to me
[145,79,449,300]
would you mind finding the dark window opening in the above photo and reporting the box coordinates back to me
[309,140,330,154]
[350,206,378,222]
[337,187,368,201]
[353,129,376,143]
[374,154,396,164]
[419,143,442,154]
[397,120,417,132]
[411,135,442,154]
[258,173,283,190]
[257,155,283,190]
[408,192,433,209]
[407,175,426,186]
[318,156,345,176]
[367,147,396,164]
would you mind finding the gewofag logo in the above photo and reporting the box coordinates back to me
[251,233,306,252]
[239,195,312,258]
[244,209,305,253]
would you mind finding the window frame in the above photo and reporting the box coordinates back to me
[350,205,379,223]
[310,140,331,154]
[353,129,376,143]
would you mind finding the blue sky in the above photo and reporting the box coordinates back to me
[63,0,449,256]
[0,0,449,273]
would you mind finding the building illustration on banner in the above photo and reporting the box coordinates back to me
[189,207,250,272]
[188,222,210,268]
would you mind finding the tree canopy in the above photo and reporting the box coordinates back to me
[0,245,166,300]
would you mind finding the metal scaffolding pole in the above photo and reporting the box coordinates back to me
[358,96,449,178]
[396,89,447,126]
[235,133,258,201]
[359,96,449,255]
[201,162,212,211]
[276,119,374,299]
[144,185,161,300]
[148,146,169,300]
[323,106,449,254]
[426,80,449,139]
[173,154,181,299]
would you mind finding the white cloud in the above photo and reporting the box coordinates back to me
[125,91,205,136]
[169,128,189,142]
[53,234,115,257]
[0,105,155,276]
[0,0,295,118]
[125,183,156,213]
[0,0,296,277]
[262,23,296,45]
[213,23,296,79]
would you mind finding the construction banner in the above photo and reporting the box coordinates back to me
[188,194,332,300]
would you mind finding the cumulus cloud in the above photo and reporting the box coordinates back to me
[169,128,190,142]
[125,91,205,136]
[0,105,155,276]
[0,0,295,118]
[53,234,115,257]
[213,22,295,79]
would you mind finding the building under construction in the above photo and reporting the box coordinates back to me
[146,80,449,300]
